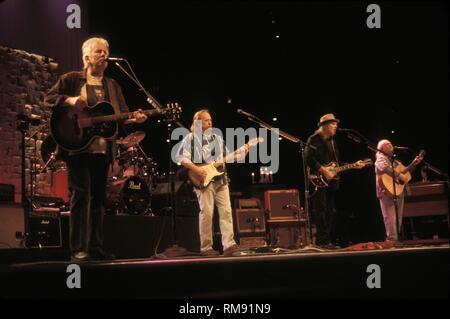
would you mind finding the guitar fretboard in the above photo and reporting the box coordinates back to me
[91,109,160,124]
[335,163,361,173]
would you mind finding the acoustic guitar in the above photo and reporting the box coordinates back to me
[50,101,181,151]
[380,150,425,196]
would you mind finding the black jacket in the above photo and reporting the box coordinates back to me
[44,70,129,164]
[305,131,340,189]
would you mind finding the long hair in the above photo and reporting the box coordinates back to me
[190,109,210,132]
[81,37,109,70]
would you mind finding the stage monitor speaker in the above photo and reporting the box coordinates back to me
[0,204,24,249]
[264,189,301,220]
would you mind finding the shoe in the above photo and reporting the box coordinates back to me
[71,251,91,262]
[223,244,240,257]
[200,249,220,257]
[90,248,116,260]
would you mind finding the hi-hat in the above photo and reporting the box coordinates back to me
[117,131,146,147]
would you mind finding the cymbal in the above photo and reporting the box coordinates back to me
[117,131,146,146]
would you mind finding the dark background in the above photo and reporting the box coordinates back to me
[1,1,448,242]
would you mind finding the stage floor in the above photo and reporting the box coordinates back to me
[0,241,448,299]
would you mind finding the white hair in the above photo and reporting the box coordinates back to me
[377,139,391,157]
[190,109,210,132]
[81,37,109,69]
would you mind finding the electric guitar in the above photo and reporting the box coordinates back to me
[380,150,425,196]
[309,159,373,188]
[50,101,181,151]
[188,137,264,189]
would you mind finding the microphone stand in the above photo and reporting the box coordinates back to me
[421,160,449,182]
[16,115,41,248]
[239,112,321,251]
[112,59,193,258]
[339,129,403,243]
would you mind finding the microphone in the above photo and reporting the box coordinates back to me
[237,109,255,118]
[337,128,352,132]
[107,57,125,61]
[394,146,409,150]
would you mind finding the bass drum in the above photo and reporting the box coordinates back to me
[106,176,151,215]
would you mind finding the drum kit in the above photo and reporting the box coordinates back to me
[41,131,159,215]
[107,131,157,215]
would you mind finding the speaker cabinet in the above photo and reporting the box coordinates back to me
[28,215,62,248]
[267,219,308,248]
[235,208,266,234]
[264,189,301,219]
[0,204,24,249]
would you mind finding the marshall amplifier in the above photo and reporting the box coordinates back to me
[28,214,62,248]
[264,189,301,220]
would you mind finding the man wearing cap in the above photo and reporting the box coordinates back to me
[305,114,364,248]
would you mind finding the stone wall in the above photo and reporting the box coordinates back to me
[0,46,59,203]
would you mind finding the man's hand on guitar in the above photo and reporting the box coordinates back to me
[132,109,148,123]
[355,160,366,169]
[195,166,207,180]
[64,96,87,108]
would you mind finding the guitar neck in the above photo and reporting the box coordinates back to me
[91,109,160,125]
[404,151,425,173]
[334,163,360,174]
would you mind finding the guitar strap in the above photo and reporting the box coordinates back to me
[330,138,339,162]
[106,79,121,114]
[106,79,121,164]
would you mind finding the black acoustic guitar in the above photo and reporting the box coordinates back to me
[50,101,181,151]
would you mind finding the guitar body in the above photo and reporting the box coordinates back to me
[380,163,411,196]
[186,137,264,189]
[380,150,425,196]
[309,162,339,188]
[188,162,224,189]
[50,102,118,151]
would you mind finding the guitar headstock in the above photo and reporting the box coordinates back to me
[415,150,426,163]
[357,158,373,168]
[163,102,182,121]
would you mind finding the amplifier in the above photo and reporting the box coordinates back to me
[239,236,267,248]
[235,208,266,234]
[267,218,308,248]
[28,215,62,248]
[264,189,301,219]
